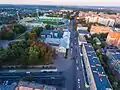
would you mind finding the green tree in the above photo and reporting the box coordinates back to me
[12,24,27,34]
[45,24,52,30]
[32,27,43,37]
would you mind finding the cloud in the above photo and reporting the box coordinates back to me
[0,0,120,6]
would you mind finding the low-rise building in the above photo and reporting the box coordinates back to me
[82,43,112,90]
[41,30,70,54]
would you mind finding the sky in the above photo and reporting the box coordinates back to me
[0,0,120,6]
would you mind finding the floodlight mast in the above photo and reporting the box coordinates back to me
[36,9,39,17]
[17,11,20,22]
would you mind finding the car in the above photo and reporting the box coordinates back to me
[78,85,80,88]
[4,81,8,85]
[26,72,30,74]
[78,79,80,82]
[9,70,16,73]
[51,77,55,79]
[77,67,79,70]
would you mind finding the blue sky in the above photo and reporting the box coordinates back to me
[0,0,120,6]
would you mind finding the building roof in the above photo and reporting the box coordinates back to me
[16,81,56,90]
[44,31,70,49]
[41,30,63,38]
[78,30,90,35]
[90,25,111,34]
[83,43,112,90]
[106,30,120,49]
[106,49,120,74]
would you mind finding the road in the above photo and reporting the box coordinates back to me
[69,20,86,90]
[0,71,65,88]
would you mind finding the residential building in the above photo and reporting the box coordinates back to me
[85,16,115,27]
[82,43,112,90]
[106,29,120,49]
[90,25,112,34]
[106,49,120,78]
[85,16,98,23]
[40,30,70,53]
[77,26,90,37]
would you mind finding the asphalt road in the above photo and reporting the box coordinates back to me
[0,71,65,88]
[69,20,86,90]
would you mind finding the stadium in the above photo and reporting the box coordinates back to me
[19,16,68,28]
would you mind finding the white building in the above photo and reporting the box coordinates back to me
[85,16,98,23]
[45,31,70,53]
[85,16,115,27]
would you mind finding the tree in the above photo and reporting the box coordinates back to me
[32,27,43,37]
[12,24,27,34]
[87,23,93,32]
[45,24,52,30]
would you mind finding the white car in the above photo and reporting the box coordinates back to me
[77,67,79,70]
[78,79,80,82]
[26,72,30,74]
[9,70,16,73]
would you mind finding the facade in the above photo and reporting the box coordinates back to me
[85,16,115,27]
[85,16,98,23]
[90,25,112,34]
[106,49,120,78]
[82,43,112,90]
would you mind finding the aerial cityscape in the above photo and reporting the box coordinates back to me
[0,0,120,90]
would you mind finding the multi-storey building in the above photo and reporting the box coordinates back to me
[106,49,120,78]
[90,25,112,34]
[82,43,112,90]
[85,16,115,27]
[106,28,120,49]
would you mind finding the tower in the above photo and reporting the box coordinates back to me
[36,9,39,17]
[17,11,20,21]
